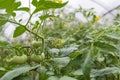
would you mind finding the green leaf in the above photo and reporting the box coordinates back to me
[91,67,120,77]
[94,41,118,52]
[59,76,77,80]
[0,0,21,16]
[70,47,87,58]
[82,50,92,80]
[105,32,120,40]
[32,0,68,13]
[70,51,81,58]
[40,14,55,20]
[47,76,59,80]
[0,67,6,71]
[13,26,26,38]
[73,67,120,77]
[49,48,60,56]
[60,47,77,56]
[0,41,9,46]
[0,65,40,80]
[16,7,29,12]
[38,66,47,74]
[52,57,70,68]
[73,69,83,76]
[13,75,32,80]
[0,14,9,26]
[50,48,60,54]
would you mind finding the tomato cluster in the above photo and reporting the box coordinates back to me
[5,55,27,64]
[5,53,45,64]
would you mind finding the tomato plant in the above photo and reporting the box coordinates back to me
[0,0,120,80]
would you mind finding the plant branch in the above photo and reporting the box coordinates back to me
[25,13,34,26]
[8,20,45,52]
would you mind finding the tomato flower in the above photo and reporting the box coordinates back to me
[95,16,101,21]
[54,0,62,3]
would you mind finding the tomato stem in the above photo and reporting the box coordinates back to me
[8,20,45,53]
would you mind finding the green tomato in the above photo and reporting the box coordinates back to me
[31,53,45,63]
[31,54,42,62]
[32,41,41,48]
[40,53,45,60]
[11,55,27,64]
[4,58,13,63]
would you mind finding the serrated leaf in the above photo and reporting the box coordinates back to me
[82,50,92,80]
[59,76,77,80]
[94,41,117,52]
[60,47,77,56]
[32,0,68,13]
[52,57,70,68]
[91,67,120,77]
[13,26,26,38]
[0,65,40,80]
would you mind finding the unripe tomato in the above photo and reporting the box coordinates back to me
[31,54,42,62]
[4,58,13,63]
[40,53,45,60]
[32,41,41,48]
[31,53,45,63]
[11,55,27,64]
